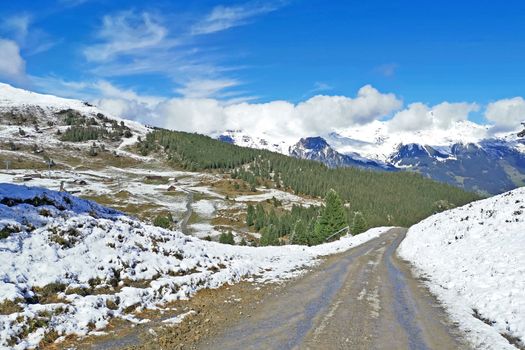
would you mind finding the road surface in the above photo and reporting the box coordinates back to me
[195,227,471,350]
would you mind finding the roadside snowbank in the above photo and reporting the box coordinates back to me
[0,183,389,349]
[398,187,525,350]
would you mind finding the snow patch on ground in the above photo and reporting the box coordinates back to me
[235,188,321,209]
[162,310,196,324]
[398,187,525,350]
[0,183,389,349]
[192,200,216,217]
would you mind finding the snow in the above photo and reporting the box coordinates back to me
[0,82,148,159]
[162,310,196,324]
[0,83,147,134]
[330,120,491,161]
[235,188,321,209]
[212,129,289,154]
[398,187,525,350]
[192,200,216,217]
[0,183,389,348]
[218,119,524,165]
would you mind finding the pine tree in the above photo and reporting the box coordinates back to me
[351,211,367,235]
[246,204,255,226]
[291,219,309,245]
[313,189,347,244]
[219,231,235,245]
[260,226,279,246]
[254,204,266,231]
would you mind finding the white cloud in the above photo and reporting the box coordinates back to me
[0,39,26,82]
[432,102,480,129]
[84,11,170,62]
[82,10,245,100]
[191,2,282,35]
[156,98,227,133]
[388,101,479,131]
[374,63,398,77]
[2,14,59,56]
[3,14,31,43]
[175,79,239,98]
[388,103,431,131]
[297,85,402,127]
[39,82,398,140]
[30,77,163,123]
[58,0,91,6]
[485,97,525,132]
[156,84,402,141]
[93,80,162,107]
[224,100,297,138]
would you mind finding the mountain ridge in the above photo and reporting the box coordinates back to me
[217,127,525,194]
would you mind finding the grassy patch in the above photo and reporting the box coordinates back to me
[0,298,24,315]
[39,329,60,347]
[143,176,170,185]
[81,194,163,220]
[187,212,205,226]
[33,282,67,304]
[203,178,258,198]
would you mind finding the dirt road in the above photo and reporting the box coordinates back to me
[194,227,470,350]
[80,228,471,350]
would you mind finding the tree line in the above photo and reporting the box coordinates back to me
[246,190,368,246]
[140,129,481,229]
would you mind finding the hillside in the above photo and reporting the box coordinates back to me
[0,183,388,348]
[142,129,481,228]
[398,187,525,349]
[0,83,481,239]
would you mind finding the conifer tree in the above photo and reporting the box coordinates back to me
[351,211,367,235]
[291,219,309,245]
[246,204,255,226]
[260,226,279,246]
[254,203,266,231]
[313,189,347,244]
[219,231,235,245]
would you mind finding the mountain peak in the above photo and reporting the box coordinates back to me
[297,136,330,151]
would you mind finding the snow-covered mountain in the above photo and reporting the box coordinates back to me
[398,186,525,350]
[327,120,492,161]
[0,83,152,169]
[289,136,395,171]
[214,129,288,154]
[0,83,147,134]
[217,120,525,194]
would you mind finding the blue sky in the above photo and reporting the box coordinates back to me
[1,0,524,136]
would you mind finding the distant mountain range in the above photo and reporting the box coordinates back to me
[0,81,523,196]
[217,126,525,195]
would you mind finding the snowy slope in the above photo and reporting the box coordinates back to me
[289,136,396,171]
[0,183,389,349]
[329,120,494,161]
[214,129,289,154]
[0,83,147,135]
[0,83,148,162]
[398,188,525,349]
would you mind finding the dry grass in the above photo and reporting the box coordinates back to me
[204,178,260,198]
[0,299,24,315]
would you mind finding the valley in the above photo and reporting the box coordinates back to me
[1,2,524,349]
